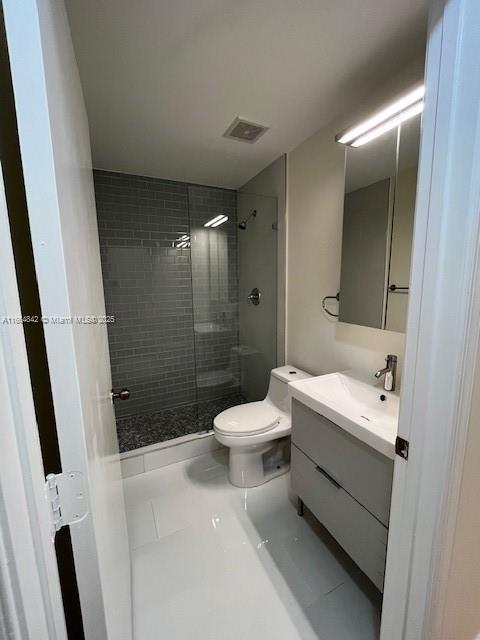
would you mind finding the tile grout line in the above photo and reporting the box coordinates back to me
[150,499,160,541]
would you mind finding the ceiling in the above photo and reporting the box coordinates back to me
[65,0,427,189]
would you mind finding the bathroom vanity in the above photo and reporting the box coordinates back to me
[289,371,397,591]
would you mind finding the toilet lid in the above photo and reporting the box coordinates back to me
[214,402,283,436]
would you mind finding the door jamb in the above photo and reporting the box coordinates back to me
[0,162,67,640]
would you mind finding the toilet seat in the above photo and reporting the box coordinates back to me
[214,401,284,437]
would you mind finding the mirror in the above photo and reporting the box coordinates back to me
[338,113,421,331]
[385,116,420,331]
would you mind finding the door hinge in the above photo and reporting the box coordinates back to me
[395,436,409,460]
[45,471,88,541]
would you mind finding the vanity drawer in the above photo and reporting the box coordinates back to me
[292,399,393,526]
[291,445,387,591]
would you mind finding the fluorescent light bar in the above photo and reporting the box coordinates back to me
[177,241,188,248]
[211,215,228,227]
[337,85,425,145]
[351,100,424,147]
[204,215,225,227]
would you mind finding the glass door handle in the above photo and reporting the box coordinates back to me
[247,288,261,306]
[111,388,130,401]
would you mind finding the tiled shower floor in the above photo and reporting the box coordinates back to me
[116,393,245,452]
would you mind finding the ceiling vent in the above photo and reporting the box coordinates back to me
[223,117,269,144]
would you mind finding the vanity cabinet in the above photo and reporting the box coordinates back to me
[291,399,394,591]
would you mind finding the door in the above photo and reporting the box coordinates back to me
[0,161,67,640]
[381,0,480,637]
[3,1,132,639]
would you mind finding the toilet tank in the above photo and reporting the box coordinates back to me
[267,365,311,413]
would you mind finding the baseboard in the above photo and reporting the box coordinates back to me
[120,431,224,478]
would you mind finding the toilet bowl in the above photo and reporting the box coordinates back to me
[213,366,311,487]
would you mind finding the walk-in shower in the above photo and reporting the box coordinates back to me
[94,171,278,453]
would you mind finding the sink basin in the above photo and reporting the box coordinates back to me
[289,370,399,458]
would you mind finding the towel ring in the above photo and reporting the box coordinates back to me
[322,292,340,318]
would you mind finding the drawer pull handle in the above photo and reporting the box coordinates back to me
[315,465,341,489]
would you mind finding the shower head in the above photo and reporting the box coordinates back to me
[238,209,257,230]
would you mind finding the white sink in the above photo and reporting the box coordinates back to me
[289,370,399,458]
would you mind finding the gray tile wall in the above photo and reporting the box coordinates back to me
[94,170,239,422]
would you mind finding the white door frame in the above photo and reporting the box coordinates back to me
[3,1,132,638]
[0,162,67,639]
[381,0,480,636]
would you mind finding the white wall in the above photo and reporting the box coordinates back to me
[286,59,425,379]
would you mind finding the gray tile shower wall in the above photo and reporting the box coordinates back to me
[94,170,240,423]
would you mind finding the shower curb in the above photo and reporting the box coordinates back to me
[120,431,224,478]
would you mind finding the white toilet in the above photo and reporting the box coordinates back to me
[213,366,311,487]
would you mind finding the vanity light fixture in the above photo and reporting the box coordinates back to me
[351,101,424,147]
[336,84,424,147]
[351,102,423,147]
[204,215,228,228]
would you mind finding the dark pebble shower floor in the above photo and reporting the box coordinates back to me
[116,393,245,453]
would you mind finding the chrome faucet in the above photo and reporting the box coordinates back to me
[374,354,398,391]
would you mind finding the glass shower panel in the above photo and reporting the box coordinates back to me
[97,174,278,450]
[237,192,277,402]
[188,185,242,430]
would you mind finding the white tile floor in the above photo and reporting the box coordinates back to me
[124,450,381,640]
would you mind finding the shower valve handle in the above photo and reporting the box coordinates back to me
[247,288,261,306]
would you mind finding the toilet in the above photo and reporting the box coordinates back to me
[213,366,311,487]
